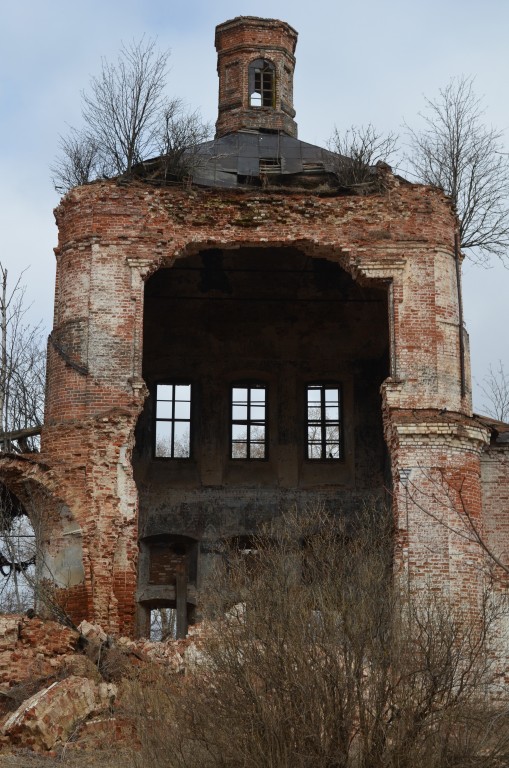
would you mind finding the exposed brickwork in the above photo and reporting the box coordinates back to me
[0,615,78,688]
[0,16,504,642]
[25,172,477,634]
[481,445,509,583]
[215,16,298,137]
[383,406,489,608]
[148,544,186,585]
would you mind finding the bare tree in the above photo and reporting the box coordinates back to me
[480,360,509,422]
[328,124,399,188]
[51,129,100,195]
[52,38,211,193]
[124,505,509,768]
[0,264,45,453]
[82,37,170,177]
[0,266,47,615]
[407,76,509,264]
[156,103,211,181]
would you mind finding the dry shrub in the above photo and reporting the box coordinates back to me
[125,505,509,768]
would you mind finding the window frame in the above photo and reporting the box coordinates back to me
[248,58,276,108]
[305,382,343,461]
[230,381,268,461]
[153,381,193,460]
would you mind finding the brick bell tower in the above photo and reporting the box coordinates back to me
[215,16,298,138]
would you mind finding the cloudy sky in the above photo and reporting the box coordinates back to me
[1,0,508,412]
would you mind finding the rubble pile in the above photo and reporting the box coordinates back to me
[0,613,208,753]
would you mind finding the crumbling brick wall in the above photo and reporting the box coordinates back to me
[22,170,482,635]
[0,614,78,690]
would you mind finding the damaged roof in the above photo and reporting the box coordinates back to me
[134,130,371,191]
[189,131,340,188]
[475,414,509,445]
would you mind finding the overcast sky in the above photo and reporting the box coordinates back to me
[1,0,508,413]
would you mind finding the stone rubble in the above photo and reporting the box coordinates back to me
[0,675,115,751]
[0,613,207,752]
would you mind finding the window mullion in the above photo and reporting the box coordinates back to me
[321,388,326,459]
[171,387,176,458]
[247,387,251,459]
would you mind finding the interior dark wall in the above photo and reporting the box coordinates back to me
[134,247,389,553]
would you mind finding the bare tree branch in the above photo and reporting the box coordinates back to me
[125,506,509,767]
[51,128,100,193]
[328,124,399,188]
[52,38,211,193]
[480,360,509,422]
[82,38,170,177]
[407,77,509,265]
[0,264,45,453]
[403,466,509,578]
[156,103,212,181]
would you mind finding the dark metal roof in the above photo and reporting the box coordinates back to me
[189,131,340,188]
[475,413,509,445]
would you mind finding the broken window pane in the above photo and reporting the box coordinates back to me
[250,442,265,459]
[231,383,267,460]
[306,384,342,460]
[155,383,192,458]
[0,495,37,613]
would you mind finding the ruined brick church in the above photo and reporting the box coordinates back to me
[1,17,508,638]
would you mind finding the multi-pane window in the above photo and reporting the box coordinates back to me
[231,384,267,459]
[306,384,342,460]
[155,384,191,458]
[249,60,275,107]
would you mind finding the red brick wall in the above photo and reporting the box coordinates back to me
[24,173,488,635]
[215,16,298,137]
[0,615,78,688]
[384,406,489,608]
[481,446,509,583]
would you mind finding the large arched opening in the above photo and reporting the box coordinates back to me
[0,463,86,622]
[132,245,390,634]
[0,483,37,612]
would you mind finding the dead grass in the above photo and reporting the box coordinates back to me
[0,747,132,767]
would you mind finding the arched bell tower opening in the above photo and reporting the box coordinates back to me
[132,245,390,633]
[249,59,276,107]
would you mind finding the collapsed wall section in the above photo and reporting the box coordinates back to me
[19,173,484,635]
